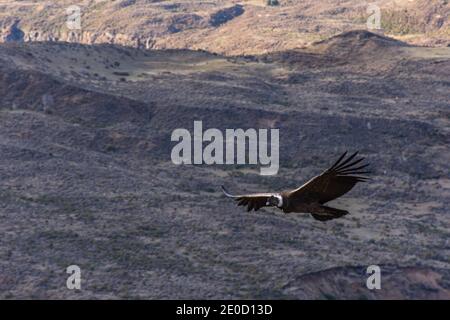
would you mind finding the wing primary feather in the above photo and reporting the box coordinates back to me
[329,151,348,170]
[333,151,359,171]
[338,163,370,174]
[336,174,370,179]
[352,176,372,181]
[335,157,366,172]
[338,171,371,176]
[339,162,370,172]
[237,199,246,206]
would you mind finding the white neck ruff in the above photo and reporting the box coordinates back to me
[275,194,283,208]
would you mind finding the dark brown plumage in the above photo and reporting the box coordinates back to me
[222,151,370,221]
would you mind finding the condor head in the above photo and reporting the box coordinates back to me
[266,195,283,208]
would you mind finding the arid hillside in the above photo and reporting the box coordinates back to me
[0,0,449,55]
[0,30,449,298]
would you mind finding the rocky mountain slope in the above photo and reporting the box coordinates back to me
[0,0,448,55]
[0,30,449,298]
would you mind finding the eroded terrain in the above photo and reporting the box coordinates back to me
[0,31,449,299]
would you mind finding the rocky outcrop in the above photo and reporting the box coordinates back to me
[23,29,143,48]
[0,0,447,55]
[1,20,24,43]
[282,265,450,299]
[209,4,244,27]
[168,14,207,33]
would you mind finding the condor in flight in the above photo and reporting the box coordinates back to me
[222,151,370,221]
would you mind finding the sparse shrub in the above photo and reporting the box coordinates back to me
[381,9,422,35]
[113,71,130,76]
[266,0,279,6]
[322,292,337,300]
[105,145,117,152]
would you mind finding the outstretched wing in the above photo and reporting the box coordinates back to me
[221,186,276,212]
[288,151,370,204]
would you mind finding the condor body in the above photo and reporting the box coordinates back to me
[222,151,370,221]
